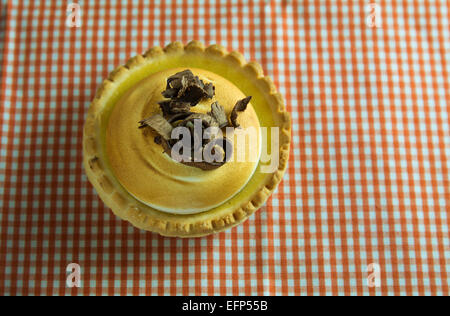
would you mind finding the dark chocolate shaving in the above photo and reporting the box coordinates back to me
[208,102,228,128]
[158,100,191,116]
[138,114,173,140]
[138,69,252,170]
[166,69,191,88]
[230,96,252,128]
[158,100,173,116]
[184,113,219,129]
[161,69,214,106]
[161,88,178,99]
[203,83,215,99]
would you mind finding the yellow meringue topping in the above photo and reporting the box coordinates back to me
[105,68,261,214]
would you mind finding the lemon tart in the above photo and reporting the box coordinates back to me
[83,41,290,237]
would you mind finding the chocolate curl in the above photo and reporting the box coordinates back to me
[230,96,252,128]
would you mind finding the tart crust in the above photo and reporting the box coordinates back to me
[83,41,291,237]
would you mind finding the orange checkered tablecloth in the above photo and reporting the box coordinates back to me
[0,0,449,296]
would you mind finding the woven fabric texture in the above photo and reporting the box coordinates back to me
[0,0,449,295]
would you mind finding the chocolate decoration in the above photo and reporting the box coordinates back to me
[161,69,214,106]
[230,96,252,128]
[208,101,228,128]
[139,69,251,170]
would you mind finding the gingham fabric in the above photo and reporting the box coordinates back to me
[0,0,449,296]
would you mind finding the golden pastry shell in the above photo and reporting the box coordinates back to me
[83,41,291,237]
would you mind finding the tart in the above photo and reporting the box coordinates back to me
[83,41,291,237]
